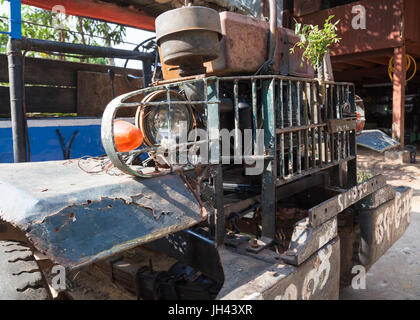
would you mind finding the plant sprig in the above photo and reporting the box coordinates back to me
[290,15,341,69]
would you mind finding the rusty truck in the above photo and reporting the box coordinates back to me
[0,1,413,300]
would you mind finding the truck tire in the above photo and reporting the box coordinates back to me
[0,241,50,300]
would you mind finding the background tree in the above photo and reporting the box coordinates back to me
[0,2,126,65]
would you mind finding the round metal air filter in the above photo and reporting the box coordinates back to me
[155,6,222,76]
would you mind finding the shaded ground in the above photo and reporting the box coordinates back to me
[340,146,420,300]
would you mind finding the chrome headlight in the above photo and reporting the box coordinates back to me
[136,90,196,147]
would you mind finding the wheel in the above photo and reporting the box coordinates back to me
[0,241,50,300]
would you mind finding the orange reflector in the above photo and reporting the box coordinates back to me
[113,120,143,152]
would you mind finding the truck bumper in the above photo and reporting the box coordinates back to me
[217,238,341,300]
[357,186,413,269]
[217,183,412,300]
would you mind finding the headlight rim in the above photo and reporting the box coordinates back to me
[135,89,197,147]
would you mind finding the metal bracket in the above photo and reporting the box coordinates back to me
[224,233,250,248]
[327,118,357,134]
[309,175,387,228]
[246,236,274,254]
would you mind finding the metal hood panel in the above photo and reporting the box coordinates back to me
[0,160,203,269]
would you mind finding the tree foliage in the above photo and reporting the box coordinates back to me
[291,15,341,69]
[0,3,126,64]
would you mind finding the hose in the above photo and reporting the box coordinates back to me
[388,54,417,82]
[21,50,31,162]
[254,0,278,75]
[268,0,278,62]
[123,36,158,87]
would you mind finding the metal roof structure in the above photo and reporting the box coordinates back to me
[22,0,283,31]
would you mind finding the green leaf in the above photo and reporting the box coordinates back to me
[289,16,341,69]
[295,22,301,35]
[0,5,127,63]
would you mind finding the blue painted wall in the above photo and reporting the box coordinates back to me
[0,119,105,163]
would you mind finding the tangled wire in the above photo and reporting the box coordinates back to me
[75,156,125,176]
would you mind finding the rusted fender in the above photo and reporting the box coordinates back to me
[0,160,204,269]
[217,238,340,300]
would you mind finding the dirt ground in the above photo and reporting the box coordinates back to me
[340,146,420,300]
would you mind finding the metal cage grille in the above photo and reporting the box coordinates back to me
[101,75,357,243]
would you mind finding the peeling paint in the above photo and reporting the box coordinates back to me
[0,160,206,268]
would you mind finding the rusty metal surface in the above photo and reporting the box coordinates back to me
[155,6,222,43]
[298,0,404,56]
[355,184,396,209]
[358,186,413,268]
[205,12,314,77]
[211,0,283,26]
[0,160,203,269]
[392,46,406,146]
[208,11,268,75]
[215,185,411,300]
[356,130,400,153]
[102,75,356,249]
[23,0,283,32]
[328,118,357,134]
[405,0,420,43]
[293,0,322,17]
[280,217,337,266]
[155,6,222,75]
[309,175,386,228]
[161,12,313,79]
[146,228,224,282]
[217,238,340,300]
[283,28,314,77]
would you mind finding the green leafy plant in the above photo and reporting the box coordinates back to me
[0,4,126,65]
[290,15,341,71]
[357,171,373,184]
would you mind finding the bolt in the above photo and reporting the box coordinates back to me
[251,238,259,248]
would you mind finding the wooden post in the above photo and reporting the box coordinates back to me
[392,46,406,147]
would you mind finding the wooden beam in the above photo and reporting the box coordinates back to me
[331,49,394,64]
[77,71,143,116]
[331,63,352,72]
[362,57,391,66]
[0,86,76,114]
[0,54,142,87]
[406,42,420,58]
[334,65,389,82]
[341,60,376,68]
[22,0,156,31]
[392,46,406,146]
